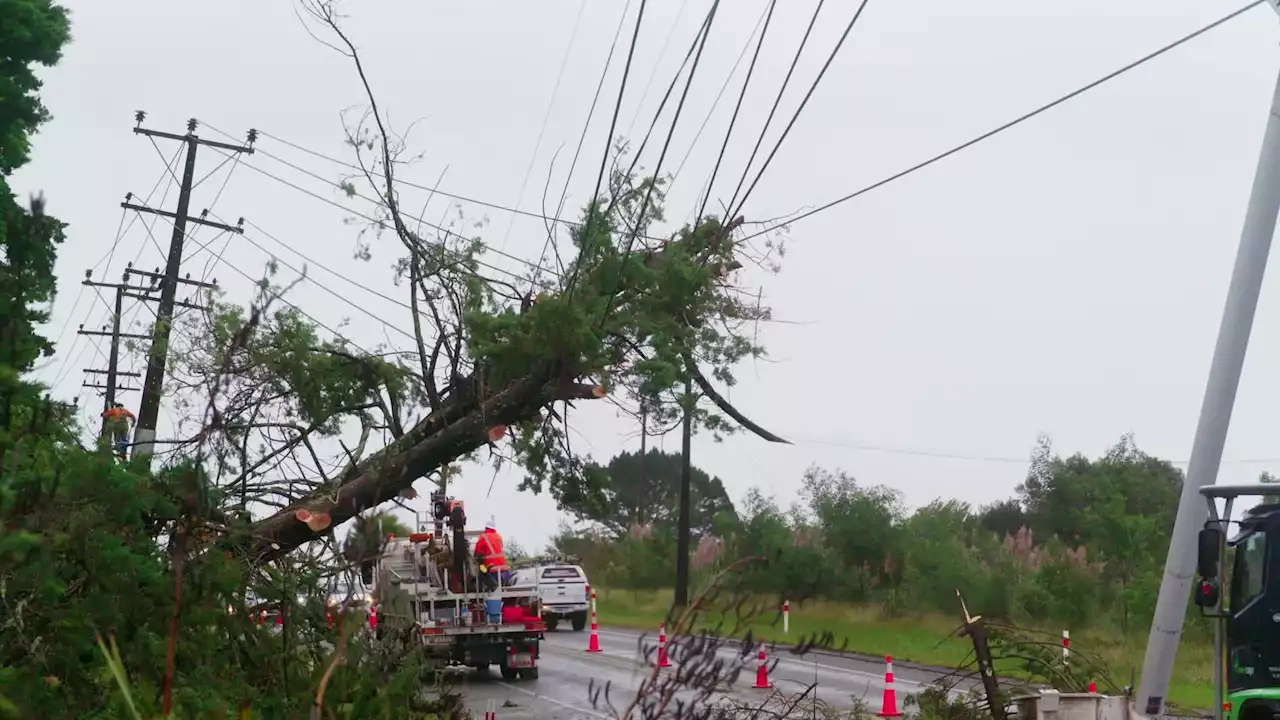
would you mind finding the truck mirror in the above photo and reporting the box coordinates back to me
[1197,525,1223,579]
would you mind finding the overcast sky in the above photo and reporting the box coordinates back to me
[14,0,1280,551]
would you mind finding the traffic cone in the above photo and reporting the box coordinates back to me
[752,643,773,689]
[1088,682,1097,694]
[879,656,903,717]
[656,622,672,668]
[586,611,602,652]
[369,605,378,631]
[484,699,497,719]
[586,588,602,652]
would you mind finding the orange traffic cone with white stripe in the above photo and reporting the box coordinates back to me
[656,622,672,668]
[369,604,378,631]
[752,642,773,689]
[484,699,497,719]
[586,602,601,648]
[878,655,903,717]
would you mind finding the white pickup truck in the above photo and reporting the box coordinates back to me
[511,560,590,632]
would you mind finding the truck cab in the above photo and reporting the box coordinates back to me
[1195,486,1280,720]
[510,557,590,632]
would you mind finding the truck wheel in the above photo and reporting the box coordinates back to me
[571,611,587,632]
[545,617,560,632]
[500,664,519,681]
[519,666,539,680]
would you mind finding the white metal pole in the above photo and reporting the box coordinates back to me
[1138,58,1280,717]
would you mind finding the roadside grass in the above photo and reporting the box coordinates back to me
[592,588,1213,712]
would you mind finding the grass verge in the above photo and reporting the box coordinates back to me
[592,588,1212,712]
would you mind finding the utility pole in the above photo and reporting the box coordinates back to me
[1138,10,1280,715]
[126,113,254,465]
[673,377,693,608]
[639,401,648,526]
[79,268,151,439]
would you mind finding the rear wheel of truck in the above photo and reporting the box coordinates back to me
[571,611,587,631]
[545,616,560,631]
[499,663,519,680]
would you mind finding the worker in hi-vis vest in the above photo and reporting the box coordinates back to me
[102,402,136,458]
[473,516,508,592]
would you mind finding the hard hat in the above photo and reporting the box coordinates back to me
[485,515,495,530]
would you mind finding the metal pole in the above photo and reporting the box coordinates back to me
[1213,591,1224,720]
[1138,64,1280,717]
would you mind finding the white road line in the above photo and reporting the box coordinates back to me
[580,629,915,687]
[560,629,971,703]
[497,681,610,719]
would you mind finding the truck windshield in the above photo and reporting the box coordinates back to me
[1231,530,1267,613]
[1229,529,1277,691]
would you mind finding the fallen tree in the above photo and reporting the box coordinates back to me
[167,0,792,562]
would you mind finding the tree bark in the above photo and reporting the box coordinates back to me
[245,368,564,561]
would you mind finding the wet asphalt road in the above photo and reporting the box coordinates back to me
[456,626,985,719]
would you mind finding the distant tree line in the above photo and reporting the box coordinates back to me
[552,436,1197,632]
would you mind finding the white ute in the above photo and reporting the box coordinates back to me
[512,556,590,632]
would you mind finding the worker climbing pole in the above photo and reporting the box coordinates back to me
[101,402,136,461]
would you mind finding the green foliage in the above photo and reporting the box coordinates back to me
[461,162,773,504]
[560,449,736,538]
[0,11,458,710]
[0,0,70,174]
[563,435,1190,633]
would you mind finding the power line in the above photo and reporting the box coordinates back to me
[201,143,550,287]
[623,0,693,140]
[617,5,714,187]
[538,0,639,283]
[789,432,1280,468]
[48,148,185,392]
[496,0,587,255]
[134,197,390,360]
[739,0,1265,242]
[729,0,873,219]
[671,0,773,200]
[241,128,659,241]
[695,0,778,221]
[205,211,421,343]
[599,0,722,321]
[725,0,828,216]
[561,0,649,300]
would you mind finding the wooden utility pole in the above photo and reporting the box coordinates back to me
[674,377,693,608]
[638,401,648,526]
[79,268,151,439]
[126,113,253,465]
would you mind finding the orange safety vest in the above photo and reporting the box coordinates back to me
[474,529,507,570]
[103,407,135,422]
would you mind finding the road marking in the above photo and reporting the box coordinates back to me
[496,681,610,719]
[585,629,909,685]
[577,628,971,701]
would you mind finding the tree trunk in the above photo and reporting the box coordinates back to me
[244,369,562,561]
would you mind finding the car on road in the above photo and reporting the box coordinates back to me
[511,558,590,632]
